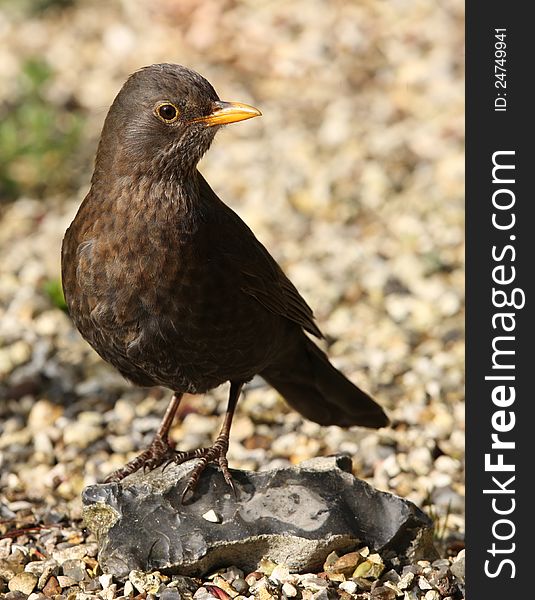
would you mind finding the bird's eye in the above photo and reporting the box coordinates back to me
[155,102,179,123]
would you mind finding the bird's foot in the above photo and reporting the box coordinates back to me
[171,435,236,503]
[104,434,175,483]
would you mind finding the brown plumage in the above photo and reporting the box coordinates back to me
[61,64,388,498]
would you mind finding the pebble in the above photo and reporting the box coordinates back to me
[450,549,465,584]
[28,400,63,432]
[123,580,134,596]
[129,569,163,594]
[338,580,357,594]
[417,576,433,590]
[99,573,114,589]
[193,587,217,599]
[57,575,77,588]
[398,571,415,590]
[248,576,270,593]
[282,582,298,597]
[100,583,117,600]
[61,558,86,581]
[160,588,181,600]
[202,509,222,523]
[8,572,38,595]
[0,539,12,560]
[211,576,239,598]
[327,551,363,576]
[353,554,385,579]
[52,544,96,564]
[370,586,396,600]
[382,569,401,584]
[4,592,30,600]
[221,566,244,582]
[41,576,61,596]
[113,398,137,423]
[269,565,291,584]
[300,575,329,590]
[62,420,103,448]
[38,565,60,590]
[24,560,59,578]
[232,578,249,594]
[383,580,402,596]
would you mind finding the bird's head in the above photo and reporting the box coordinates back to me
[94,63,261,182]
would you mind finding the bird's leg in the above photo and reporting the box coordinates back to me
[104,392,183,482]
[173,381,243,502]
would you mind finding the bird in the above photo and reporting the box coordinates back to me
[61,63,388,500]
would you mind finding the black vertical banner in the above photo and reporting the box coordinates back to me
[466,3,530,598]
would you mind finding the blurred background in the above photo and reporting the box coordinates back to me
[0,0,464,554]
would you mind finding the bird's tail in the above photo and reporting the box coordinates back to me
[261,334,389,428]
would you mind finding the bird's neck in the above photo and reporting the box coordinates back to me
[91,125,204,220]
[92,162,202,222]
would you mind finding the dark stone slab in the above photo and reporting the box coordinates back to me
[82,455,435,577]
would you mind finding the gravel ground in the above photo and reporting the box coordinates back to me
[0,1,464,598]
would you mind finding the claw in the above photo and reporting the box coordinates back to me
[177,438,237,503]
[103,433,175,482]
[226,475,238,500]
[181,482,195,504]
[104,384,243,498]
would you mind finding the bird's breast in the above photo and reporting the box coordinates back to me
[62,185,282,392]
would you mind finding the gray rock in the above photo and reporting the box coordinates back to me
[159,588,182,600]
[82,455,434,577]
[232,578,249,593]
[61,559,87,582]
[450,549,465,584]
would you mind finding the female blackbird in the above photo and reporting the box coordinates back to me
[61,64,388,498]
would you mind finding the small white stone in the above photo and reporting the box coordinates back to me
[418,576,433,590]
[270,564,291,583]
[398,571,415,590]
[123,580,135,596]
[0,538,12,559]
[282,582,298,597]
[434,455,460,475]
[339,580,357,594]
[102,584,117,600]
[202,509,222,523]
[99,573,114,589]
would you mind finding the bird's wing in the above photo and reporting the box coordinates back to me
[238,239,323,339]
[199,174,323,339]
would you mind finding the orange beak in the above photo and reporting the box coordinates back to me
[192,101,262,126]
